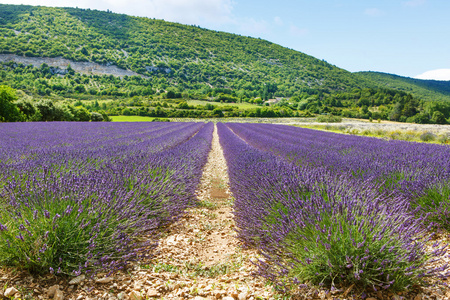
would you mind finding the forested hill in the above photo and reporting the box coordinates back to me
[0,4,366,96]
[1,4,450,124]
[356,71,450,102]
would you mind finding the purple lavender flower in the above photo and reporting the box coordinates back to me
[0,223,7,231]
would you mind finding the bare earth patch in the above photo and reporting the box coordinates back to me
[0,54,141,78]
[142,124,275,299]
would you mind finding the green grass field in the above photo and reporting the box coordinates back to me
[110,116,156,122]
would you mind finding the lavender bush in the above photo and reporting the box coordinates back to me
[0,122,213,275]
[405,180,450,229]
[261,190,436,291]
[218,122,448,291]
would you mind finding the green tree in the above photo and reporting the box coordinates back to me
[0,85,22,122]
[74,85,86,93]
[74,106,91,121]
[431,111,447,124]
[205,103,215,110]
[122,108,132,116]
[414,113,430,124]
[54,103,75,121]
[177,101,190,109]
[98,110,111,122]
[16,99,36,120]
[166,90,176,99]
[212,108,224,117]
[388,103,402,121]
[35,99,56,121]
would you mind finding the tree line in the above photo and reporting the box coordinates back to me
[0,85,109,122]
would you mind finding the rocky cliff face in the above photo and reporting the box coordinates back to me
[0,54,142,77]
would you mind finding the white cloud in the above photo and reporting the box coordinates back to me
[289,25,308,37]
[403,0,426,7]
[274,16,283,26]
[415,69,450,81]
[364,8,384,17]
[0,0,235,26]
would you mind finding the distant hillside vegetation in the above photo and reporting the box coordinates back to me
[0,4,368,97]
[356,71,450,102]
[1,4,450,124]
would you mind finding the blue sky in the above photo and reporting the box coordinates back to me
[1,0,449,80]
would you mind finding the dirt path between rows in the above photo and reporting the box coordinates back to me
[137,124,275,299]
[0,124,275,300]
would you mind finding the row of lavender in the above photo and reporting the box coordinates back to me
[218,122,449,292]
[227,123,450,227]
[0,122,213,276]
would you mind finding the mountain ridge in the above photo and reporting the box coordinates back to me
[0,3,368,95]
[356,71,450,102]
[1,4,450,124]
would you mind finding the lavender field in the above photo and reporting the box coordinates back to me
[0,122,213,276]
[218,123,450,292]
[1,121,450,297]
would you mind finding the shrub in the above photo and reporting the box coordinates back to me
[361,129,371,136]
[0,180,158,275]
[419,132,437,142]
[98,110,111,122]
[152,118,170,122]
[263,190,434,292]
[438,134,450,144]
[389,131,402,140]
[407,181,450,229]
[347,128,360,135]
[317,114,342,123]
[90,112,104,122]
